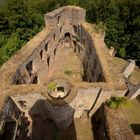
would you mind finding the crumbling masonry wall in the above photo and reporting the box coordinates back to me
[0,6,128,140]
[13,18,105,85]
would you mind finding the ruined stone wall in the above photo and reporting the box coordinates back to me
[13,6,85,85]
[79,25,105,82]
[0,98,30,140]
[14,24,105,85]
[91,104,135,140]
[13,24,78,85]
[13,28,61,85]
[0,97,21,121]
[45,6,85,29]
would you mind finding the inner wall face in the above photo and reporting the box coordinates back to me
[79,26,105,82]
[13,24,105,85]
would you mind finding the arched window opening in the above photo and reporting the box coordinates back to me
[54,34,55,41]
[64,32,70,38]
[60,27,62,33]
[45,42,48,52]
[54,48,57,56]
[57,16,60,25]
[64,32,71,43]
[26,61,33,77]
[40,50,43,60]
[47,56,50,67]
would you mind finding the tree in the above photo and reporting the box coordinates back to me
[0,0,140,66]
[0,33,21,65]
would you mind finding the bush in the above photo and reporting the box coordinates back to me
[106,96,127,109]
[0,33,21,65]
[0,0,44,66]
[47,82,57,92]
[64,69,72,76]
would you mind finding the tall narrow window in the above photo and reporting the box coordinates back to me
[54,48,57,56]
[73,41,76,52]
[57,16,60,25]
[40,50,43,60]
[73,40,76,47]
[54,34,55,41]
[64,32,70,43]
[60,27,62,33]
[45,42,48,52]
[47,56,50,67]
[32,76,38,84]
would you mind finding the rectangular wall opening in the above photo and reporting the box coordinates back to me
[0,120,17,140]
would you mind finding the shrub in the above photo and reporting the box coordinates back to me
[106,96,127,109]
[64,69,72,76]
[47,82,57,92]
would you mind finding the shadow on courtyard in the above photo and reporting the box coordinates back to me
[29,99,77,140]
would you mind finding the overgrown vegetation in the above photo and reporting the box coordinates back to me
[64,69,72,76]
[107,96,128,109]
[0,0,140,66]
[0,0,44,65]
[47,82,57,92]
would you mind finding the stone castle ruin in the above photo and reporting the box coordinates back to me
[0,6,139,140]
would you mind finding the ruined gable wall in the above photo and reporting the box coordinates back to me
[45,6,85,29]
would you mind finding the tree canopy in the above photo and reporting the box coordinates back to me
[0,0,140,66]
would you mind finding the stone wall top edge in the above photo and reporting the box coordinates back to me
[45,5,85,17]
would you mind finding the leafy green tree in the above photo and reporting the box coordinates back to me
[0,0,140,66]
[0,33,21,65]
[0,0,44,65]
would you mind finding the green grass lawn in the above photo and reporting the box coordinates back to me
[120,98,140,135]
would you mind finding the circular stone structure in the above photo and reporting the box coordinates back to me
[47,79,71,99]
